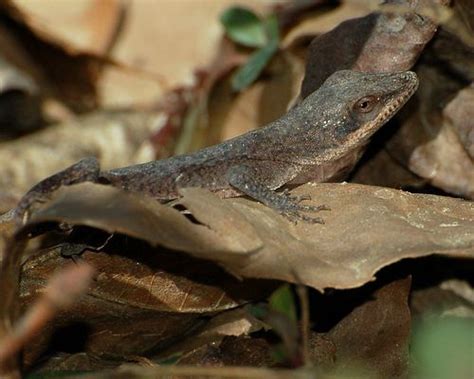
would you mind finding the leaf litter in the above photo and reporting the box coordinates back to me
[0,0,473,378]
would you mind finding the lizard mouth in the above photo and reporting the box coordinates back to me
[374,78,419,125]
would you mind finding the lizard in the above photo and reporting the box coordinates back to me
[14,70,418,224]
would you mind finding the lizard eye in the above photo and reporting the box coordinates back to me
[353,96,379,113]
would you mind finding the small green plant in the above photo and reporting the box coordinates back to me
[269,283,297,322]
[220,6,280,91]
[410,316,474,379]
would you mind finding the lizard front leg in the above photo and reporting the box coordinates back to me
[226,165,329,223]
[15,157,101,223]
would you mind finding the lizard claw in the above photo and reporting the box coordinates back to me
[277,190,330,224]
[284,211,325,224]
[280,189,312,203]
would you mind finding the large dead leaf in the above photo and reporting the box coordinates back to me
[99,0,269,108]
[300,0,443,98]
[19,182,474,291]
[20,246,273,361]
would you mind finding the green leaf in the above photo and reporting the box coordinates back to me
[411,316,474,379]
[220,7,267,48]
[248,303,268,319]
[264,14,279,43]
[231,40,278,91]
[269,284,297,322]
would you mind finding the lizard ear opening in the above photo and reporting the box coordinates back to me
[352,95,379,113]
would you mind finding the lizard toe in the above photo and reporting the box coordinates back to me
[298,204,331,212]
[282,210,325,224]
[281,189,312,203]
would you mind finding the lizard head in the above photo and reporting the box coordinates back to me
[303,70,418,152]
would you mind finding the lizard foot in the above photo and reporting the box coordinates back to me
[280,189,331,209]
[226,166,330,224]
[278,190,330,224]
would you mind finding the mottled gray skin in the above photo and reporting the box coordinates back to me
[17,70,418,223]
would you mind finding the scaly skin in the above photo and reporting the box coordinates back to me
[16,70,418,223]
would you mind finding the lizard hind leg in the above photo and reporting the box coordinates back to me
[226,165,329,224]
[15,157,101,223]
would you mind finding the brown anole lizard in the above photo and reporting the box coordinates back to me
[15,70,418,223]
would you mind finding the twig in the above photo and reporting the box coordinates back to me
[295,284,311,366]
[0,262,95,365]
[97,364,315,379]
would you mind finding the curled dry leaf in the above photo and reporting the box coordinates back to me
[20,182,474,291]
[301,0,443,98]
[21,183,262,258]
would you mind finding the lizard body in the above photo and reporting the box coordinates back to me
[16,70,418,223]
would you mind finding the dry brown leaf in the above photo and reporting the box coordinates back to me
[22,183,261,259]
[0,110,164,204]
[99,0,269,108]
[20,246,272,361]
[300,0,443,98]
[443,84,474,159]
[19,182,474,292]
[23,249,245,314]
[322,278,412,378]
[386,62,474,199]
[8,0,124,55]
[408,117,474,199]
[0,1,281,112]
[363,6,474,198]
[0,1,107,112]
